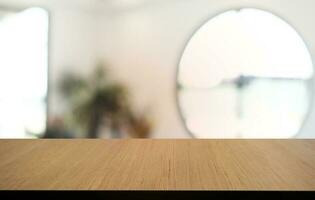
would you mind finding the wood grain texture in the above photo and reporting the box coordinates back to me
[0,139,314,190]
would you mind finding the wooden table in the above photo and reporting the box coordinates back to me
[0,139,314,190]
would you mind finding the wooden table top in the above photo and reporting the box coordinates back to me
[0,139,314,190]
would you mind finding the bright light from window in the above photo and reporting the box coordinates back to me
[0,7,48,138]
[178,8,313,138]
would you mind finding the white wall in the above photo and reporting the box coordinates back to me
[97,0,315,138]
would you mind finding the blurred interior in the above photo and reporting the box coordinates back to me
[0,0,314,139]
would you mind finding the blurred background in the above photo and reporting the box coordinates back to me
[0,0,314,139]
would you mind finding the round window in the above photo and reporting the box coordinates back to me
[177,8,313,138]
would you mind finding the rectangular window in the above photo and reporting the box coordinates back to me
[0,7,48,138]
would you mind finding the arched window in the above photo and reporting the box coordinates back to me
[177,8,313,138]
